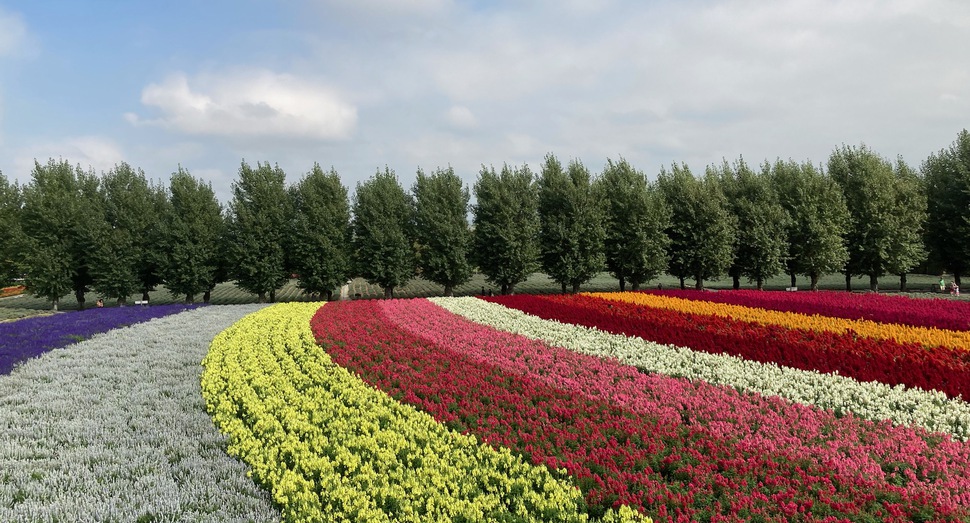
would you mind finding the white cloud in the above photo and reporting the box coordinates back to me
[445,105,477,129]
[0,7,31,145]
[505,133,545,158]
[455,1,967,168]
[127,70,357,141]
[0,8,28,57]
[317,0,451,16]
[307,0,452,27]
[7,0,968,199]
[13,136,126,181]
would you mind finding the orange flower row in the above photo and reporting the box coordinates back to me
[587,292,970,351]
[1,285,25,298]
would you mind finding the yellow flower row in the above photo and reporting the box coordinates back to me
[588,292,970,351]
[201,303,646,523]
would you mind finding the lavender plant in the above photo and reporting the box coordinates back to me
[0,304,278,522]
[1,303,203,375]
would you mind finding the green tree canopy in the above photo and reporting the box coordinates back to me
[657,163,735,290]
[923,129,970,285]
[290,163,351,300]
[829,144,926,291]
[91,162,165,305]
[769,159,849,290]
[595,158,670,291]
[351,167,415,299]
[226,160,290,302]
[887,159,928,291]
[20,159,102,309]
[715,157,788,290]
[472,164,540,295]
[160,166,226,303]
[537,154,605,293]
[0,171,23,287]
[412,166,472,296]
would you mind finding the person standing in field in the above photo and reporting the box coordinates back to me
[940,276,947,293]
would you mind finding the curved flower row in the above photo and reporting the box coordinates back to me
[647,289,970,332]
[588,292,970,352]
[492,294,970,401]
[0,285,25,298]
[312,299,970,522]
[202,303,620,523]
[0,305,278,522]
[1,303,204,375]
[431,297,970,440]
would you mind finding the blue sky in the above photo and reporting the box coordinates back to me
[1,0,968,204]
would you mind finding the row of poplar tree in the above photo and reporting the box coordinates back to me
[0,129,968,308]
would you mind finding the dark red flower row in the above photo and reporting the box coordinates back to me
[310,299,964,522]
[644,289,970,331]
[484,294,970,400]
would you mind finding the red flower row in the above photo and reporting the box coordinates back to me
[485,294,970,400]
[645,289,970,332]
[310,299,969,522]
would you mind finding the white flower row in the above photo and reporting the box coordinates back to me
[0,305,279,523]
[430,297,970,441]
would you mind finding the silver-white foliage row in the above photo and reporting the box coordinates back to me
[0,305,279,523]
[430,297,970,441]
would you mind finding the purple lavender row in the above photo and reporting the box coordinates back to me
[0,304,204,375]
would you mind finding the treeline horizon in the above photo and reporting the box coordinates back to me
[1,129,968,309]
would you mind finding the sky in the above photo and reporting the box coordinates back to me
[0,0,968,204]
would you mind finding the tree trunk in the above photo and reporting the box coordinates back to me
[501,283,509,295]
[508,283,515,295]
[732,275,740,290]
[679,276,686,290]
[695,277,704,290]
[443,284,454,297]
[142,291,150,302]
[561,282,568,294]
[810,272,820,291]
[618,277,626,292]
[325,289,333,301]
[571,282,580,294]
[75,289,86,310]
[756,277,764,291]
[203,289,211,303]
[384,286,394,299]
[185,294,195,304]
[869,274,878,292]
[899,273,907,292]
[631,281,640,291]
[790,271,797,288]
[956,272,962,286]
[257,291,267,303]
[269,289,276,303]
[845,272,852,292]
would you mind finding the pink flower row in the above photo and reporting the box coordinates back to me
[376,299,970,518]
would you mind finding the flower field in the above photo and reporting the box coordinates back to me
[0,285,26,299]
[4,289,970,522]
[481,293,970,405]
[0,303,204,375]
[202,302,643,523]
[0,305,278,522]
